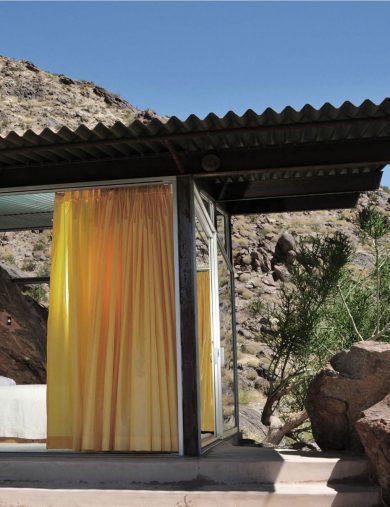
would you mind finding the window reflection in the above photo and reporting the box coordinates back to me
[195,214,215,438]
[216,211,226,250]
[218,246,236,430]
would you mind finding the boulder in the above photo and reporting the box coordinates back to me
[274,232,296,261]
[0,266,47,383]
[306,341,390,451]
[356,394,390,507]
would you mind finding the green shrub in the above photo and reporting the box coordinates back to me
[22,259,36,272]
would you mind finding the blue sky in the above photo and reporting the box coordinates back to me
[0,1,389,185]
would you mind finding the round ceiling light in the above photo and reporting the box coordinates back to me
[201,153,221,172]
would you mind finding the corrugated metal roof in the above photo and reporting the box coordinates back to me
[1,98,390,168]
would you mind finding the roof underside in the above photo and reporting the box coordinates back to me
[0,98,388,224]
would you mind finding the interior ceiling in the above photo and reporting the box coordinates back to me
[0,193,54,231]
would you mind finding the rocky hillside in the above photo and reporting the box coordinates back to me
[0,265,46,384]
[232,189,390,441]
[0,55,165,135]
[0,55,389,443]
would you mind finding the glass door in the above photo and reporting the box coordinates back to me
[194,186,238,444]
[194,189,222,444]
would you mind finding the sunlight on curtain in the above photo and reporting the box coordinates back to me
[197,271,214,433]
[47,185,178,452]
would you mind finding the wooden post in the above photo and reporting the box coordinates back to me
[176,175,201,456]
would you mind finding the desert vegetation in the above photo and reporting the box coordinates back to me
[234,190,390,447]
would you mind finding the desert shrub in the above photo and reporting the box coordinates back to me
[33,240,45,252]
[22,259,36,272]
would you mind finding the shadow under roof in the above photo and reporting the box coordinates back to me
[0,98,388,216]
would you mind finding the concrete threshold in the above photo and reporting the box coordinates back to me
[0,442,372,490]
[0,484,380,507]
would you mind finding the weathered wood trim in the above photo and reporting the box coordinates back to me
[176,175,201,456]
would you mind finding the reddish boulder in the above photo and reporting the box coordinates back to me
[0,266,47,383]
[306,341,390,451]
[356,394,390,507]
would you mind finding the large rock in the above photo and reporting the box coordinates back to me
[356,394,390,507]
[275,232,296,256]
[306,341,390,451]
[0,266,47,383]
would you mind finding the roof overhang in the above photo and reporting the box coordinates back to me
[0,98,388,223]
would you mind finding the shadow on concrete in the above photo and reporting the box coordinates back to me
[0,442,284,491]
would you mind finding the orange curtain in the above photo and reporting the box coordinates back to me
[47,185,178,452]
[197,271,214,433]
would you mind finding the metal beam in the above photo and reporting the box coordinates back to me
[0,137,388,195]
[0,154,179,191]
[196,139,390,177]
[165,141,186,174]
[1,138,389,190]
[225,193,360,215]
[12,276,50,285]
[215,171,382,202]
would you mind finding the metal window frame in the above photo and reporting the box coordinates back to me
[0,175,184,456]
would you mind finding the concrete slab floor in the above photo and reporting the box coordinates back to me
[0,484,380,507]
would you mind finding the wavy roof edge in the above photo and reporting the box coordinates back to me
[1,97,390,145]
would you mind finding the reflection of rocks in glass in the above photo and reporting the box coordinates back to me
[195,216,209,269]
[218,246,236,430]
[216,212,226,249]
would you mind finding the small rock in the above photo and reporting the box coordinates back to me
[273,264,291,282]
[59,75,75,85]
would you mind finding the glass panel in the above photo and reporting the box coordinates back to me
[218,245,236,431]
[195,215,210,269]
[216,211,226,250]
[195,214,215,440]
[201,196,211,216]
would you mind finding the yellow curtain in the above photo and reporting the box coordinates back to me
[197,271,214,433]
[47,185,178,452]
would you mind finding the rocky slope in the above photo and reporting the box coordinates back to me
[0,55,165,136]
[232,190,390,441]
[0,56,389,442]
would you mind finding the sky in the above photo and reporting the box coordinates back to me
[0,1,389,186]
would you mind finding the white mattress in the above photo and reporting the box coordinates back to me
[0,385,46,439]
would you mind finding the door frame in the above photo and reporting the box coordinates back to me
[194,184,224,441]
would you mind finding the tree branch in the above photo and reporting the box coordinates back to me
[263,410,309,446]
[337,284,364,341]
[368,322,390,341]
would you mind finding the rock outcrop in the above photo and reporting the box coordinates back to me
[0,55,166,136]
[306,341,390,451]
[356,394,390,507]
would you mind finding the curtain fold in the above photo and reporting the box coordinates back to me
[47,185,178,452]
[197,271,214,433]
